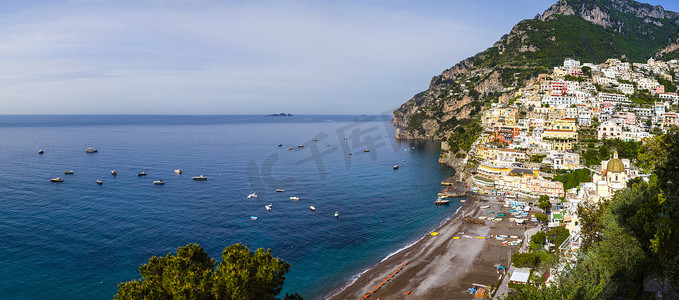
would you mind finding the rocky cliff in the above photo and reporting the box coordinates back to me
[392,0,679,170]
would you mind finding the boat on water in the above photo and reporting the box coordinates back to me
[276,189,285,192]
[287,147,293,150]
[50,177,63,182]
[297,145,304,148]
[174,169,182,174]
[192,175,207,181]
[348,152,352,155]
[290,196,300,201]
[64,171,74,174]
[334,211,339,218]
[111,170,117,176]
[278,144,283,147]
[250,216,258,221]
[480,205,490,209]
[265,203,272,211]
[247,192,258,199]
[96,180,103,185]
[309,206,316,211]
[434,197,450,205]
[153,180,165,185]
[364,149,370,152]
[393,165,399,170]
[138,172,147,176]
[85,147,98,153]
[38,150,44,154]
[460,199,466,202]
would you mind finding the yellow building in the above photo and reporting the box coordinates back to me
[552,119,577,131]
[542,130,578,151]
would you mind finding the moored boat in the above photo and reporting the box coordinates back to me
[363,149,369,152]
[250,216,258,221]
[247,192,258,199]
[287,147,293,150]
[85,147,98,153]
[289,196,300,201]
[153,180,165,185]
[276,189,285,192]
[138,172,147,176]
[174,169,182,174]
[393,165,399,170]
[265,203,272,211]
[50,177,63,182]
[278,144,283,147]
[309,206,316,211]
[65,170,74,174]
[192,175,207,181]
[434,197,450,205]
[297,145,304,148]
[334,211,339,218]
[96,180,103,185]
[38,150,44,154]
[111,170,117,176]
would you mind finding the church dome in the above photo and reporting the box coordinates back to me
[606,151,625,173]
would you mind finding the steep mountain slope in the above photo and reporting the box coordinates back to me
[393,0,679,165]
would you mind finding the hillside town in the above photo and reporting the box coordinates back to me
[459,57,678,290]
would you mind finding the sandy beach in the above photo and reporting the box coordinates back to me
[325,183,537,300]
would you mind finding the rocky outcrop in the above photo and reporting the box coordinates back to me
[540,0,679,29]
[655,36,679,58]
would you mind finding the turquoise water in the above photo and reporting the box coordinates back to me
[0,115,457,299]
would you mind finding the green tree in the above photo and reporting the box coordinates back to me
[666,256,679,289]
[511,252,540,268]
[115,243,294,300]
[577,200,606,252]
[535,212,548,224]
[546,226,569,248]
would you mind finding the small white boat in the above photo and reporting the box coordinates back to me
[481,205,490,209]
[309,206,316,211]
[85,147,98,153]
[265,203,272,211]
[434,198,450,205]
[153,180,165,185]
[334,211,339,218]
[247,192,258,199]
[290,196,300,201]
[38,150,44,154]
[276,189,285,192]
[51,177,63,182]
[111,170,117,176]
[393,165,399,170]
[287,147,293,150]
[192,175,207,181]
[96,180,103,185]
[138,172,147,176]
[174,169,182,174]
[363,149,369,152]
[250,216,258,221]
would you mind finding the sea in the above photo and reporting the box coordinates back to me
[0,115,461,299]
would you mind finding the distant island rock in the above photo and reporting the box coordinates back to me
[267,113,293,117]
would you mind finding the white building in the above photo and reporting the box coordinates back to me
[598,120,623,140]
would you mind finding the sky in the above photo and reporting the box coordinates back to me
[2,0,679,115]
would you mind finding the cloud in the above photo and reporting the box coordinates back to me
[0,0,558,114]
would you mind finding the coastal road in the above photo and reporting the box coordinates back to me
[492,226,540,300]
